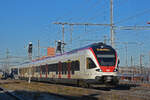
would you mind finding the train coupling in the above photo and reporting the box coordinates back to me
[104,76,113,82]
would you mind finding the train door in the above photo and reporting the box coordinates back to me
[46,64,48,78]
[67,61,71,79]
[85,57,97,78]
[78,56,85,78]
[40,65,42,78]
[58,61,62,78]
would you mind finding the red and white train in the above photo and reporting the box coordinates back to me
[11,42,119,87]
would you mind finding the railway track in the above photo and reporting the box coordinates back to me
[0,87,23,100]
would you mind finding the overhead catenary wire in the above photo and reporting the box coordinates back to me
[85,0,110,22]
[85,0,129,22]
[53,0,134,49]
[45,1,105,49]
[115,9,150,24]
[51,1,150,67]
[76,0,105,22]
[54,0,99,22]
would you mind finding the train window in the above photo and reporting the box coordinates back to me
[75,60,80,71]
[71,60,80,71]
[11,68,18,75]
[71,61,75,70]
[63,62,67,75]
[35,66,38,72]
[70,61,74,74]
[62,63,64,74]
[48,64,52,72]
[41,65,46,74]
[47,63,58,72]
[52,64,55,71]
[55,64,58,72]
[38,66,41,73]
[55,63,58,74]
[71,64,75,75]
[65,63,67,75]
[86,58,96,69]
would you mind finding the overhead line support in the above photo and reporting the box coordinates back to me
[110,0,114,48]
[113,26,150,30]
[53,22,111,26]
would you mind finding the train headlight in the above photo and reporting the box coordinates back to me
[96,69,102,72]
[114,68,118,72]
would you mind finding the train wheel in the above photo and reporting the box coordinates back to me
[112,78,119,86]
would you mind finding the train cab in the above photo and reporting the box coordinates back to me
[85,43,119,85]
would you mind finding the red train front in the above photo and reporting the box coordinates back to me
[85,43,119,85]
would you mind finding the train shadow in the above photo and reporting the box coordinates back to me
[91,83,139,91]
[31,81,135,91]
[4,90,100,100]
[1,79,139,92]
[111,83,139,90]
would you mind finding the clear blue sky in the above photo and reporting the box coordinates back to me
[0,0,150,67]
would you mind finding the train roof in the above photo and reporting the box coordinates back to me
[69,42,113,51]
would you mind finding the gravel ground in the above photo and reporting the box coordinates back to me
[0,79,150,100]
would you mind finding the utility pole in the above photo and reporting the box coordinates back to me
[130,56,134,81]
[62,24,65,53]
[62,24,65,44]
[104,35,107,44]
[140,54,144,75]
[37,40,52,57]
[131,56,133,67]
[70,25,73,44]
[124,43,128,67]
[6,48,9,72]
[38,40,40,58]
[140,54,143,68]
[149,51,150,67]
[53,22,67,43]
[6,48,9,61]
[53,23,67,53]
[110,0,115,47]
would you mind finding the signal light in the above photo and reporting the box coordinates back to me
[56,40,62,53]
[28,42,32,54]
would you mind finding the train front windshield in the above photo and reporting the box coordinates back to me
[92,46,116,66]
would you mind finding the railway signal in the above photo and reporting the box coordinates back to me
[56,40,66,54]
[28,42,33,54]
[56,40,62,53]
[28,42,33,60]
